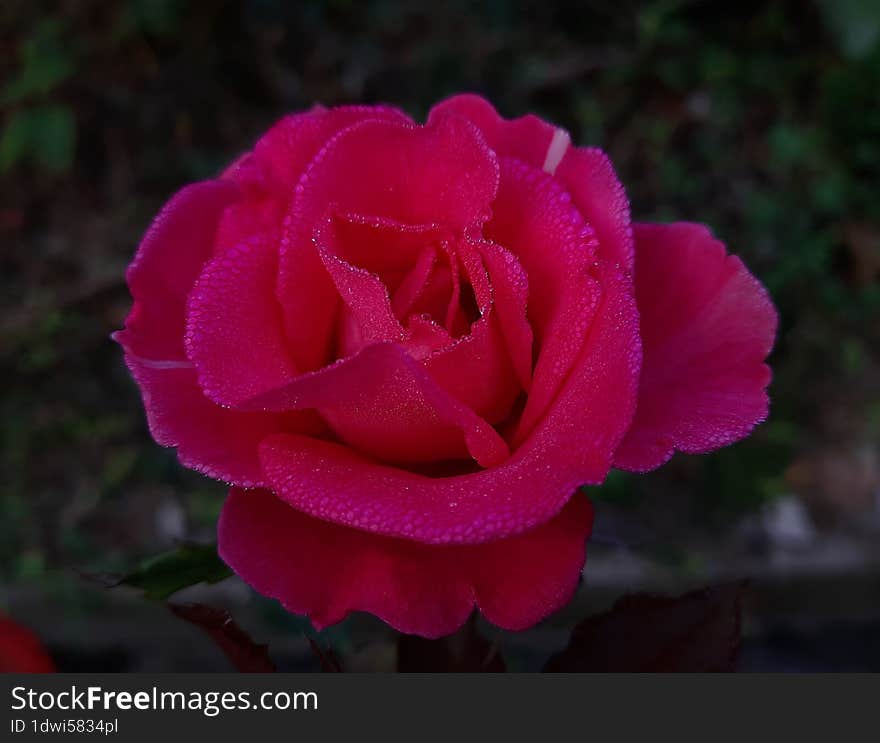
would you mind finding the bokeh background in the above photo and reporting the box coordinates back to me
[2,0,879,671]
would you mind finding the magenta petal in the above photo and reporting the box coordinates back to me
[235,107,411,371]
[428,93,559,170]
[276,113,498,372]
[423,313,521,424]
[432,96,633,273]
[392,245,438,318]
[474,239,534,391]
[219,487,593,638]
[614,223,777,472]
[470,492,593,630]
[556,146,634,271]
[215,196,284,254]
[287,113,499,229]
[253,105,412,193]
[242,342,509,468]
[114,178,305,486]
[314,217,406,349]
[254,261,637,545]
[485,158,600,441]
[119,179,239,360]
[418,236,522,422]
[119,356,294,488]
[186,235,298,406]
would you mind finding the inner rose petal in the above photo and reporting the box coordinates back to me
[312,210,522,424]
[239,342,510,468]
[315,216,406,351]
[314,212,479,358]
[485,157,600,443]
[279,113,500,372]
[391,246,437,318]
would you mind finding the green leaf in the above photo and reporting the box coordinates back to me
[0,111,33,171]
[30,105,76,173]
[119,542,233,601]
[0,106,76,174]
[1,20,74,105]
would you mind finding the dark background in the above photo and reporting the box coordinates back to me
[1,0,879,671]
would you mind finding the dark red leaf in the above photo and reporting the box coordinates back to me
[168,603,276,672]
[397,616,505,672]
[545,581,747,672]
[305,633,344,672]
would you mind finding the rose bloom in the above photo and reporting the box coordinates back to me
[116,95,776,638]
[0,614,55,672]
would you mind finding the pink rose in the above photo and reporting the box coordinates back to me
[0,614,55,673]
[116,95,776,638]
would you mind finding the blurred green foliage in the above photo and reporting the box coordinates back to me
[1,19,73,105]
[0,19,75,173]
[817,0,880,59]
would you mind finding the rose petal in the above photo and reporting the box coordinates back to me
[431,96,633,272]
[418,240,522,423]
[113,178,309,487]
[405,315,452,359]
[117,180,239,360]
[473,238,534,391]
[428,93,558,170]
[255,261,638,545]
[119,355,311,488]
[423,312,521,424]
[215,195,284,254]
[186,235,298,406]
[392,245,438,318]
[556,146,634,271]
[253,105,412,193]
[278,114,500,369]
[614,223,777,472]
[288,113,499,228]
[247,106,412,371]
[243,342,510,468]
[314,215,406,350]
[316,212,442,287]
[218,487,593,638]
[485,158,600,442]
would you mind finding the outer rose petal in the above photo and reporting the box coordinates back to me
[218,488,593,638]
[432,95,633,272]
[252,105,412,193]
[255,261,638,545]
[117,179,239,360]
[119,356,312,488]
[223,107,408,372]
[185,235,299,406]
[428,94,558,171]
[614,223,777,472]
[115,178,305,486]
[0,615,55,673]
[556,146,634,272]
